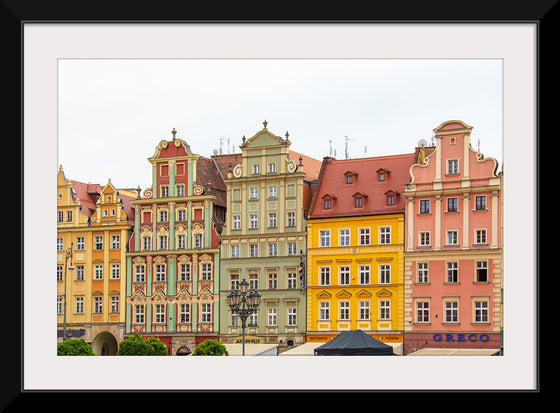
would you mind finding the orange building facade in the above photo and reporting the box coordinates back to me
[403,121,503,354]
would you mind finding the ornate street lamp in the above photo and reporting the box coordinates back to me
[61,242,74,341]
[226,278,261,356]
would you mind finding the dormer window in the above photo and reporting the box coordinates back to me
[322,194,337,210]
[352,192,368,208]
[376,168,391,182]
[385,190,399,206]
[344,171,358,184]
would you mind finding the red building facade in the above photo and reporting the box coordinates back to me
[125,129,226,355]
[403,121,503,355]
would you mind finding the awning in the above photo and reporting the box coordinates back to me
[314,330,395,356]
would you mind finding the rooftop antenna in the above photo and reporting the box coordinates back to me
[329,139,333,157]
[344,136,355,159]
[477,139,480,153]
[219,137,231,154]
[364,146,368,157]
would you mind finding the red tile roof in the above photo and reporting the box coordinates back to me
[289,150,322,181]
[308,153,416,219]
[69,180,102,217]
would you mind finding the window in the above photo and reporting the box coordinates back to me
[474,300,488,323]
[176,184,184,197]
[268,243,277,256]
[475,229,487,244]
[287,212,295,227]
[359,265,370,285]
[475,195,487,210]
[287,307,297,326]
[180,263,191,281]
[268,162,276,173]
[378,172,385,181]
[250,187,258,199]
[268,272,278,289]
[359,301,370,320]
[94,264,103,280]
[57,297,62,314]
[111,235,120,249]
[267,307,277,326]
[231,244,239,258]
[320,230,330,247]
[249,271,259,290]
[75,297,84,314]
[233,215,241,230]
[359,228,370,246]
[155,304,165,323]
[94,297,103,314]
[416,301,429,323]
[339,301,350,320]
[380,300,390,320]
[324,199,331,209]
[320,302,330,320]
[230,273,239,290]
[142,236,151,251]
[57,266,63,281]
[58,211,63,222]
[417,263,428,283]
[66,211,72,222]
[201,303,212,323]
[253,164,261,175]
[379,264,390,284]
[177,234,186,249]
[447,262,458,283]
[287,272,297,289]
[161,186,169,198]
[447,231,458,246]
[194,234,202,248]
[180,304,190,323]
[250,214,258,229]
[445,301,458,323]
[379,227,391,244]
[476,261,488,282]
[420,199,430,214]
[386,194,395,205]
[249,244,258,257]
[111,264,120,279]
[447,159,459,174]
[155,264,166,282]
[269,185,277,198]
[419,231,430,246]
[269,213,277,227]
[201,263,212,280]
[177,210,186,221]
[346,175,353,184]
[76,237,85,250]
[339,266,350,285]
[111,296,119,313]
[287,242,296,256]
[95,236,103,250]
[159,210,168,222]
[339,229,350,246]
[76,265,84,281]
[135,266,145,282]
[320,267,330,286]
[135,305,145,323]
[447,197,458,212]
[355,197,362,208]
[159,235,168,250]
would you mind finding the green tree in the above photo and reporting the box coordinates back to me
[57,339,95,356]
[192,339,229,356]
[117,334,168,355]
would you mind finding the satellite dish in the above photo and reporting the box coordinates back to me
[418,139,428,148]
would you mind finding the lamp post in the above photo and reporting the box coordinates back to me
[61,242,74,341]
[226,278,261,356]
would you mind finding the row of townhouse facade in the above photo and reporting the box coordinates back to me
[57,120,503,355]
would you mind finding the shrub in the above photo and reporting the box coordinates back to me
[192,339,229,356]
[117,334,168,355]
[57,339,94,356]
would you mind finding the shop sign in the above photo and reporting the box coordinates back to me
[231,336,265,344]
[433,333,490,342]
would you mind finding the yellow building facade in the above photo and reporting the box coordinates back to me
[57,166,134,354]
[305,154,416,347]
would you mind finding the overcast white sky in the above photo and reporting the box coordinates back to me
[58,58,502,190]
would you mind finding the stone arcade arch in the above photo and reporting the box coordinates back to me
[91,331,119,355]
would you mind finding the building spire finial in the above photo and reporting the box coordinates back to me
[263,120,268,129]
[171,128,177,140]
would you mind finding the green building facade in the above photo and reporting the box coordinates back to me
[218,121,321,349]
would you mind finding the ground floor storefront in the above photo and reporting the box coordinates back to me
[403,331,502,355]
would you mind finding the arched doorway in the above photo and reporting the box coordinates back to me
[92,331,119,355]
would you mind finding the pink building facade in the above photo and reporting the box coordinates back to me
[403,121,503,355]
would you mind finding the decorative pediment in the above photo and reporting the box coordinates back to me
[240,121,287,149]
[355,289,373,298]
[132,256,146,265]
[176,224,188,234]
[199,254,213,263]
[315,290,332,299]
[175,288,192,302]
[156,225,169,235]
[130,289,147,303]
[335,289,352,299]
[376,288,393,297]
[197,287,215,302]
[321,193,337,201]
[177,254,191,264]
[152,288,167,302]
[153,255,166,265]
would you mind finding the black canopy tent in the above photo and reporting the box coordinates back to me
[313,330,394,356]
